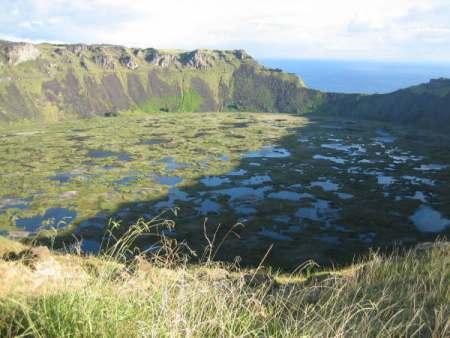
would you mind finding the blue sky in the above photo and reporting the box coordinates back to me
[1,0,450,62]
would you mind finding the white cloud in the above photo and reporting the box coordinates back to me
[1,0,450,61]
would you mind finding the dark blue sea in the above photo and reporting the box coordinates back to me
[259,59,450,94]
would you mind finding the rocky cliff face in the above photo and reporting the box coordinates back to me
[0,41,41,66]
[0,41,319,122]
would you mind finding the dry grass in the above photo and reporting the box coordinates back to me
[0,237,25,256]
[0,221,448,337]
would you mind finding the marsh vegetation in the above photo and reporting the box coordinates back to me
[0,112,449,268]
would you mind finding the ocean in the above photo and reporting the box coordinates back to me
[259,59,450,94]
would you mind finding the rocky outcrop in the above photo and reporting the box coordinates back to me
[66,44,89,55]
[92,54,116,70]
[233,49,251,60]
[180,50,215,70]
[1,42,40,65]
[119,54,139,70]
[146,52,179,68]
[139,48,159,63]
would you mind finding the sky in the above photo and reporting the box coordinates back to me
[1,0,450,62]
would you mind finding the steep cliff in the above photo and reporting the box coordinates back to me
[0,41,320,121]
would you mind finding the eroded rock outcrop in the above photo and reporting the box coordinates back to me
[147,52,179,68]
[119,54,139,70]
[67,44,89,55]
[180,50,215,70]
[92,54,116,70]
[2,42,40,65]
[233,49,251,60]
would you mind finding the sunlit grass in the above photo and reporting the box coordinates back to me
[0,218,448,337]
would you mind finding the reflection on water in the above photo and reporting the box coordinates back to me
[410,205,450,233]
[158,156,191,171]
[377,175,396,186]
[197,199,222,215]
[200,176,231,187]
[402,176,435,186]
[80,239,101,254]
[374,129,396,143]
[154,175,183,186]
[415,164,448,171]
[244,146,291,158]
[212,186,271,201]
[295,199,340,225]
[141,138,170,145]
[241,175,271,186]
[227,169,247,176]
[88,150,132,161]
[50,173,74,183]
[310,180,339,192]
[268,191,307,201]
[258,227,293,241]
[0,198,30,214]
[16,208,77,232]
[336,192,353,200]
[321,143,366,156]
[154,188,191,210]
[88,150,115,158]
[313,154,347,164]
[410,191,427,203]
[115,176,139,186]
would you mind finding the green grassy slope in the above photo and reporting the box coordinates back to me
[0,41,319,122]
[317,78,450,130]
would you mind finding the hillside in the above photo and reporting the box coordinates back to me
[2,40,450,132]
[0,40,321,122]
[320,78,450,130]
[1,40,450,130]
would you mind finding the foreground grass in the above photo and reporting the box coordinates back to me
[0,236,449,337]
